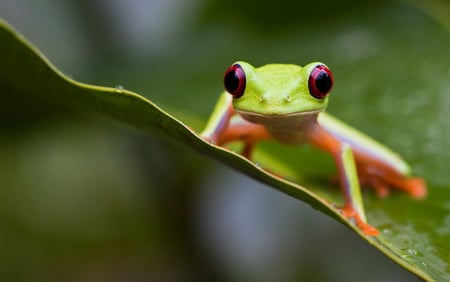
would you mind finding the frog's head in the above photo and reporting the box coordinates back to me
[224,61,333,117]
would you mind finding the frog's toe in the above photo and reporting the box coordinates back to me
[374,184,390,198]
[358,174,389,197]
[404,177,427,199]
[339,205,379,236]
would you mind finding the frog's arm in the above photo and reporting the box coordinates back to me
[200,92,234,143]
[307,122,379,235]
[340,145,379,235]
[200,92,270,156]
[340,144,366,222]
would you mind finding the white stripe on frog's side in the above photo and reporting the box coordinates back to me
[318,112,411,176]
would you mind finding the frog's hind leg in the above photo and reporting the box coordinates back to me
[355,160,427,199]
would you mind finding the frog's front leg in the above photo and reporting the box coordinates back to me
[200,93,271,158]
[338,145,379,236]
[308,125,379,236]
[200,93,235,145]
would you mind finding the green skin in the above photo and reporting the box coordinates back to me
[201,61,426,235]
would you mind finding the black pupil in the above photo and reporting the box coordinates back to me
[225,70,239,93]
[315,71,332,93]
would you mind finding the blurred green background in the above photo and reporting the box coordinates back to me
[0,0,448,281]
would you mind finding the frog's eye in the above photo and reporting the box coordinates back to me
[308,64,333,99]
[224,64,246,98]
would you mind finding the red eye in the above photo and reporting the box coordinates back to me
[308,64,333,99]
[224,64,246,98]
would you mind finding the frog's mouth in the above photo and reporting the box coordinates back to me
[235,108,323,128]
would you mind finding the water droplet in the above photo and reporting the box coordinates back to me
[259,96,265,103]
[400,253,411,260]
[254,162,262,168]
[421,261,428,268]
[406,249,423,257]
[285,95,291,102]
[400,249,410,259]
[115,85,125,93]
[382,229,392,236]
[400,248,423,260]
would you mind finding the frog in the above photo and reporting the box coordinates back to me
[200,61,427,235]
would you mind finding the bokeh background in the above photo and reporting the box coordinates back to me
[0,0,448,281]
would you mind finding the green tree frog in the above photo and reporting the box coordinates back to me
[200,61,427,236]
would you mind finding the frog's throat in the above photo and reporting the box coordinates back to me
[235,109,323,144]
[235,108,324,119]
[235,108,323,130]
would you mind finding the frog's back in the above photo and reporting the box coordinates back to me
[318,112,411,176]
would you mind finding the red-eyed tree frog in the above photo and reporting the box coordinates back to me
[200,61,427,236]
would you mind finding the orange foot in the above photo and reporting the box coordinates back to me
[341,206,379,236]
[403,177,427,198]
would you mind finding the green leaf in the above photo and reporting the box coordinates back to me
[0,5,449,281]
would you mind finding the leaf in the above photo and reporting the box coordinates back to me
[0,7,449,281]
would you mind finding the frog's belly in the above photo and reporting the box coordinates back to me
[266,127,309,145]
